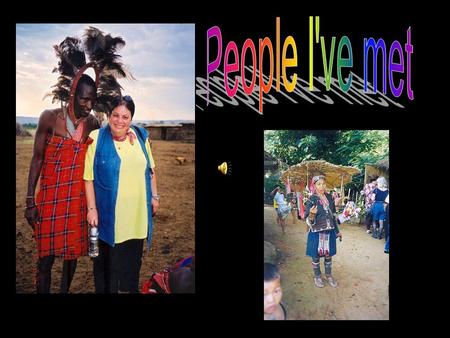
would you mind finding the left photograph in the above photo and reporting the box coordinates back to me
[16,24,195,293]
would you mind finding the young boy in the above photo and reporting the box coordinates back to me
[264,263,287,320]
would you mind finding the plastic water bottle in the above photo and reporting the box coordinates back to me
[89,226,99,258]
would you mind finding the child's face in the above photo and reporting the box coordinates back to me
[264,277,282,314]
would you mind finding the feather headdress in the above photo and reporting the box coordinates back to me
[46,26,132,121]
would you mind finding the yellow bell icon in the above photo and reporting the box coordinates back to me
[218,162,228,175]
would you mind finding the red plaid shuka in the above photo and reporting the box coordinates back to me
[35,133,92,259]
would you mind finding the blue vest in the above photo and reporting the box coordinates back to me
[93,125,153,249]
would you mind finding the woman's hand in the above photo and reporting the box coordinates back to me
[336,232,343,241]
[308,205,318,222]
[87,208,98,227]
[84,181,98,227]
[152,198,160,216]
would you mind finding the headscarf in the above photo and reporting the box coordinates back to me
[310,175,325,195]
[377,176,388,191]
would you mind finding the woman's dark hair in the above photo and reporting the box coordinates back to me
[264,263,280,282]
[111,95,135,118]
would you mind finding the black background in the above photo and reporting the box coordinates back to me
[195,12,423,323]
[10,9,440,326]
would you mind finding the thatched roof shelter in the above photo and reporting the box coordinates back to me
[364,158,389,184]
[281,160,360,190]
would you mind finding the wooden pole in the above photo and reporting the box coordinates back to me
[306,163,309,191]
[364,165,368,185]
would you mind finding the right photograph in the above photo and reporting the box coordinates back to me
[264,130,389,320]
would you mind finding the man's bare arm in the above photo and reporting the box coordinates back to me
[24,110,54,227]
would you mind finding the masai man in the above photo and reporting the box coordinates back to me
[24,73,99,293]
[24,27,129,293]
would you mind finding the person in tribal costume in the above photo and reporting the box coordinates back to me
[305,175,342,288]
[24,27,131,293]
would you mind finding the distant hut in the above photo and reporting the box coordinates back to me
[264,151,279,173]
[264,151,281,204]
[144,123,195,142]
[178,123,195,142]
[16,123,31,137]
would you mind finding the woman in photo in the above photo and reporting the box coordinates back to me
[84,95,159,293]
[305,175,342,288]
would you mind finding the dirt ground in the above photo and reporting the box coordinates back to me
[264,206,389,320]
[16,135,195,293]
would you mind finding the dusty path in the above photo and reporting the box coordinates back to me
[264,206,389,320]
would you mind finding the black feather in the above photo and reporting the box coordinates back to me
[53,37,86,76]
[49,27,133,107]
[50,37,86,103]
[94,74,123,114]
[83,26,131,80]
[83,26,133,113]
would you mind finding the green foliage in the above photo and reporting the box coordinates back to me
[264,130,340,165]
[22,123,37,129]
[334,130,388,168]
[264,130,389,193]
[264,173,282,195]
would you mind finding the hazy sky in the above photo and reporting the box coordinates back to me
[16,23,195,121]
